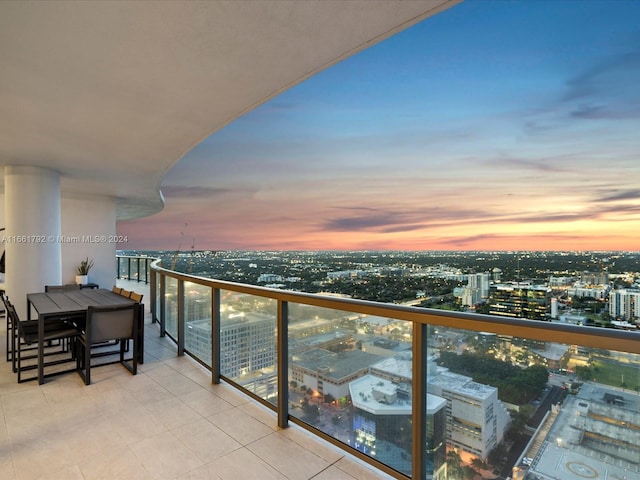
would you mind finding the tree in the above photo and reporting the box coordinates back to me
[488,443,508,469]
[463,465,478,480]
[302,402,319,420]
[446,450,464,480]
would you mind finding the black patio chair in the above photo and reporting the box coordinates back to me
[76,303,140,385]
[10,303,82,383]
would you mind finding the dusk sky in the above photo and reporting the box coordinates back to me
[118,1,640,252]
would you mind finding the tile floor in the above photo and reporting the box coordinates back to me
[0,281,394,480]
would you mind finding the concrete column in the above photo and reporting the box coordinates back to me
[4,166,62,318]
[61,194,117,290]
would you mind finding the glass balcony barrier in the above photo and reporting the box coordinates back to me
[116,254,153,284]
[150,260,640,480]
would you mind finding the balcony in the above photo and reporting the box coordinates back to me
[0,277,392,480]
[143,257,639,480]
[3,258,639,480]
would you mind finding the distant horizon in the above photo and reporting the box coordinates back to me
[117,1,640,252]
[118,248,639,254]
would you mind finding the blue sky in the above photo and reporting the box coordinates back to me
[118,0,640,251]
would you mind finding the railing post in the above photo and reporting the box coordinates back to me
[127,257,131,280]
[212,287,221,384]
[177,279,185,356]
[150,268,157,323]
[277,299,289,429]
[116,256,121,279]
[412,322,426,480]
[159,273,166,337]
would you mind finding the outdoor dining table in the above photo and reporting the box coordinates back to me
[26,288,144,384]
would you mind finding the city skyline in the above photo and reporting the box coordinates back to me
[117,1,640,252]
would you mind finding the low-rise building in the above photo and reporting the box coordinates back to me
[290,348,382,400]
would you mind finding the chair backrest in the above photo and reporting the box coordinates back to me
[129,292,143,303]
[6,302,19,323]
[45,284,81,292]
[112,286,122,294]
[86,304,138,344]
[119,289,132,298]
[1,291,10,311]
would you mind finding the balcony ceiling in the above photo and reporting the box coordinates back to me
[0,0,458,219]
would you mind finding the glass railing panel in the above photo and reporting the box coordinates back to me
[184,281,212,367]
[118,257,129,279]
[424,325,640,480]
[288,303,414,477]
[130,257,139,281]
[164,276,178,338]
[220,290,277,405]
[143,258,150,283]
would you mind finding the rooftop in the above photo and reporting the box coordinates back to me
[0,280,392,480]
[530,383,640,479]
[292,349,383,381]
[349,375,411,416]
[428,369,497,400]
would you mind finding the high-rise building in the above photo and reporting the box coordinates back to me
[489,283,551,321]
[349,375,447,479]
[456,272,491,307]
[609,289,640,323]
[221,312,276,377]
[468,272,491,299]
[185,311,277,378]
[366,354,511,461]
[492,268,502,283]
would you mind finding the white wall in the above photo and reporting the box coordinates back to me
[0,192,4,287]
[61,194,117,290]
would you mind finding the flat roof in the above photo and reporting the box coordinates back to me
[291,349,382,381]
[370,354,497,400]
[529,383,640,479]
[350,374,449,416]
[428,370,496,400]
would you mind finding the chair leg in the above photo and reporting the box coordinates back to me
[118,338,137,376]
[132,338,137,375]
[5,313,11,363]
[17,340,24,383]
[85,340,91,385]
[12,325,20,374]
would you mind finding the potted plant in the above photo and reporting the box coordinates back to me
[75,257,94,285]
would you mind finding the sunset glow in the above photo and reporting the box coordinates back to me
[118,1,640,252]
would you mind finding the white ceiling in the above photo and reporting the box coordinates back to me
[0,0,459,219]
